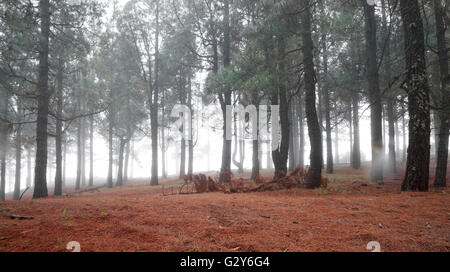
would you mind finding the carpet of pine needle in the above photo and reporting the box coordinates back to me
[0,165,449,252]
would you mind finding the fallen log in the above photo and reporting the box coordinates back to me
[68,185,106,195]
[10,214,34,220]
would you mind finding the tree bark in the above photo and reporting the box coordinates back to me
[400,0,431,191]
[271,35,290,179]
[75,96,82,190]
[289,103,296,171]
[352,94,361,169]
[33,0,50,198]
[124,140,130,182]
[88,114,94,186]
[301,0,322,188]
[116,138,125,186]
[322,31,333,174]
[433,0,449,187]
[362,0,383,182]
[27,146,32,188]
[251,93,259,180]
[298,95,305,168]
[150,0,160,186]
[219,0,232,181]
[13,105,22,200]
[106,112,114,188]
[54,58,64,196]
[382,0,397,174]
[187,76,194,175]
[62,139,66,188]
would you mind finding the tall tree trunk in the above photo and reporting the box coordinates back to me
[116,138,125,186]
[54,59,63,196]
[382,0,397,174]
[363,0,383,182]
[352,94,361,169]
[301,0,322,188]
[62,139,66,188]
[13,105,22,200]
[179,138,186,179]
[0,86,8,200]
[298,95,305,168]
[89,114,94,186]
[232,109,245,174]
[251,93,260,180]
[271,35,290,179]
[266,110,272,169]
[334,112,339,164]
[124,140,130,182]
[150,0,160,186]
[387,101,397,173]
[106,113,114,188]
[349,103,353,165]
[395,119,400,160]
[219,0,232,180]
[400,0,431,191]
[289,104,296,171]
[130,141,134,179]
[187,76,194,175]
[33,0,50,198]
[81,114,86,187]
[27,147,32,188]
[75,115,81,190]
[433,0,449,187]
[402,111,406,163]
[322,31,333,174]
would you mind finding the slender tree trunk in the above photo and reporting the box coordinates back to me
[400,0,431,191]
[54,59,63,196]
[334,112,339,164]
[106,113,113,188]
[387,101,397,173]
[0,86,8,201]
[187,76,194,175]
[62,140,66,188]
[150,0,160,186]
[395,119,400,161]
[116,138,125,186]
[81,114,86,187]
[402,112,406,163]
[13,107,22,200]
[219,0,232,180]
[301,0,322,188]
[266,110,272,169]
[179,138,186,179]
[433,0,449,187]
[75,115,81,190]
[349,102,353,165]
[289,104,296,171]
[381,0,397,174]
[363,0,383,182]
[272,35,290,179]
[352,94,361,169]
[232,109,245,174]
[251,94,260,180]
[298,96,305,168]
[27,147,32,187]
[89,114,94,186]
[130,141,134,179]
[322,31,333,174]
[33,0,50,199]
[124,140,130,182]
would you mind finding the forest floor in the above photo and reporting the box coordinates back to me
[0,164,449,252]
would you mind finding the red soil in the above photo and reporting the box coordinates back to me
[0,165,449,252]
